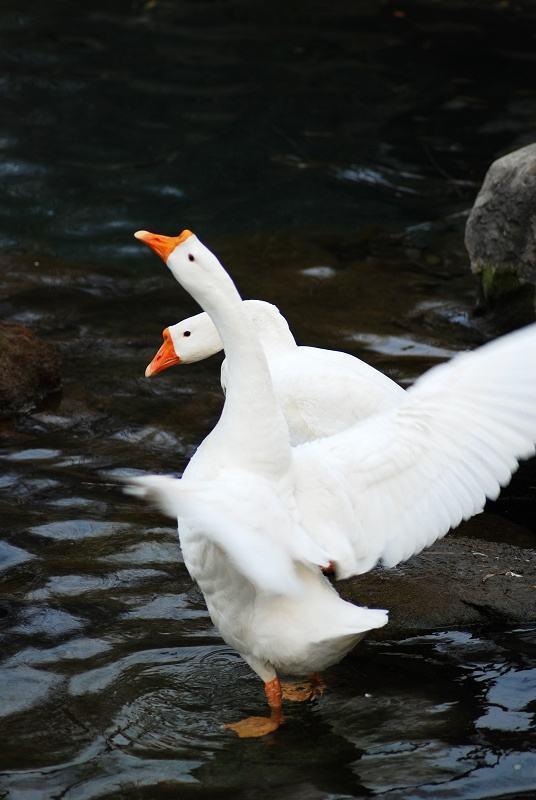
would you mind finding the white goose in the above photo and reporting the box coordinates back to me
[131,229,536,738]
[145,300,405,445]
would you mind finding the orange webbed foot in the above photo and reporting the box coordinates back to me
[281,681,315,702]
[282,673,326,702]
[225,676,284,738]
[224,715,282,738]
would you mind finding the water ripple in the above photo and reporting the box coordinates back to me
[0,666,63,717]
[29,520,128,541]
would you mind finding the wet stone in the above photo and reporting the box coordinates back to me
[465,143,536,326]
[0,323,61,417]
[339,529,536,640]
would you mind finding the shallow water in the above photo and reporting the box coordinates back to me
[1,1,536,798]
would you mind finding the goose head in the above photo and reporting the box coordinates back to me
[134,228,236,303]
[135,228,293,479]
[145,300,296,378]
[145,313,222,377]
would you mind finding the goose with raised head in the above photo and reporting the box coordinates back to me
[131,229,388,737]
[131,228,536,737]
[145,300,405,445]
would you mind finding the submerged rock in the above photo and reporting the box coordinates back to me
[339,514,535,640]
[0,323,61,417]
[465,143,536,327]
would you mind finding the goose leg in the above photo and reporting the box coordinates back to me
[224,676,284,738]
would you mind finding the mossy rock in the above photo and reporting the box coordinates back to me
[466,143,536,326]
[0,323,61,417]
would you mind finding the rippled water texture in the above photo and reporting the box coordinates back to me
[1,1,536,798]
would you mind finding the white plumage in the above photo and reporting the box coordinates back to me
[148,300,405,444]
[294,322,536,575]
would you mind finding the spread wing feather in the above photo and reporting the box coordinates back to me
[298,323,536,573]
[126,474,331,595]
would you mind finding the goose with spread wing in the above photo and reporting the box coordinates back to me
[130,229,536,737]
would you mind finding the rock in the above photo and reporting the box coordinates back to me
[339,516,535,640]
[465,143,536,328]
[0,323,61,417]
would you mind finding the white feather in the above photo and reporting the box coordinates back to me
[162,299,405,444]
[297,322,536,571]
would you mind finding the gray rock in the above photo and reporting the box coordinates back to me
[339,514,535,640]
[465,143,536,325]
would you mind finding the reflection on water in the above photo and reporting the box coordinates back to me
[1,0,536,797]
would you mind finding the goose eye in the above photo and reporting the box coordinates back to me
[188,254,194,262]
[183,331,191,337]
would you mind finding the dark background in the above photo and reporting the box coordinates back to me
[1,2,536,798]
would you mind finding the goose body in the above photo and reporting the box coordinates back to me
[146,300,405,444]
[165,470,386,680]
[131,228,536,736]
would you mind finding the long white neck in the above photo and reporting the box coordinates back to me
[243,300,297,357]
[174,251,291,476]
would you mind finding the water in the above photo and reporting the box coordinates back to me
[1,1,536,797]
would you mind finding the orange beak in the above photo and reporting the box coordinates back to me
[134,229,194,262]
[145,328,181,378]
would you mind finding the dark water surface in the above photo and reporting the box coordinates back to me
[1,1,536,798]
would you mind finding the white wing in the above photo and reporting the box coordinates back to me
[297,323,536,574]
[296,346,405,410]
[272,347,405,443]
[126,473,331,595]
